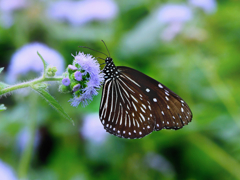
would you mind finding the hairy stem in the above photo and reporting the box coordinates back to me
[0,76,62,96]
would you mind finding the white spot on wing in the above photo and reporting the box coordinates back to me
[132,102,137,111]
[140,113,145,121]
[148,105,151,110]
[153,98,157,102]
[158,84,163,88]
[131,95,138,103]
[142,104,147,109]
[140,107,146,113]
[165,91,169,96]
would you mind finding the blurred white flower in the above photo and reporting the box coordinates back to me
[160,22,183,42]
[157,4,193,41]
[80,113,108,144]
[189,0,217,14]
[6,42,65,84]
[145,152,175,177]
[0,0,26,11]
[0,0,28,27]
[17,127,40,153]
[47,0,118,26]
[157,4,193,24]
[0,160,17,180]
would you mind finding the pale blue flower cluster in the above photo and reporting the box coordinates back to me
[81,113,108,144]
[189,0,216,14]
[60,52,104,107]
[0,0,28,28]
[0,160,17,180]
[47,0,118,26]
[157,4,193,41]
[6,42,65,84]
[157,4,193,24]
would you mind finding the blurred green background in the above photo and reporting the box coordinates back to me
[1,0,240,180]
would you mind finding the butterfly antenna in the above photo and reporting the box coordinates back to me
[96,57,106,61]
[79,46,108,57]
[101,40,111,57]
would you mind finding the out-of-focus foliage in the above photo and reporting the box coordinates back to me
[0,0,240,180]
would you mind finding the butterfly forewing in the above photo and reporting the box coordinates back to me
[99,62,192,139]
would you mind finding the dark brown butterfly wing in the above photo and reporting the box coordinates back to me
[99,66,192,139]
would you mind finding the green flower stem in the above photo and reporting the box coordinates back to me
[0,76,62,96]
[18,94,38,180]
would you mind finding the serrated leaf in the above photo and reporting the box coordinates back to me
[32,86,74,125]
[37,52,48,73]
[0,67,4,74]
[0,82,9,90]
[0,104,6,112]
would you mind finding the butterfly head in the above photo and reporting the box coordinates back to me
[103,57,119,80]
[105,57,113,64]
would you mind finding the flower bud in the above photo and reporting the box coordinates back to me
[59,84,71,93]
[68,65,78,71]
[74,71,82,81]
[46,66,57,77]
[73,84,80,92]
[62,77,70,86]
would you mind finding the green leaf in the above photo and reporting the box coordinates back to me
[0,67,4,74]
[0,104,6,112]
[0,82,9,90]
[37,52,48,75]
[32,86,74,125]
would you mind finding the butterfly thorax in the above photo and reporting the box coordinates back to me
[103,57,119,80]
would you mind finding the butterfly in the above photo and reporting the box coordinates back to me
[82,41,192,139]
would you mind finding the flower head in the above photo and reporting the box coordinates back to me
[80,113,108,144]
[60,52,104,107]
[6,42,65,84]
[189,0,217,14]
[0,160,17,180]
[157,4,193,24]
[0,0,28,28]
[157,4,193,41]
[47,0,118,26]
